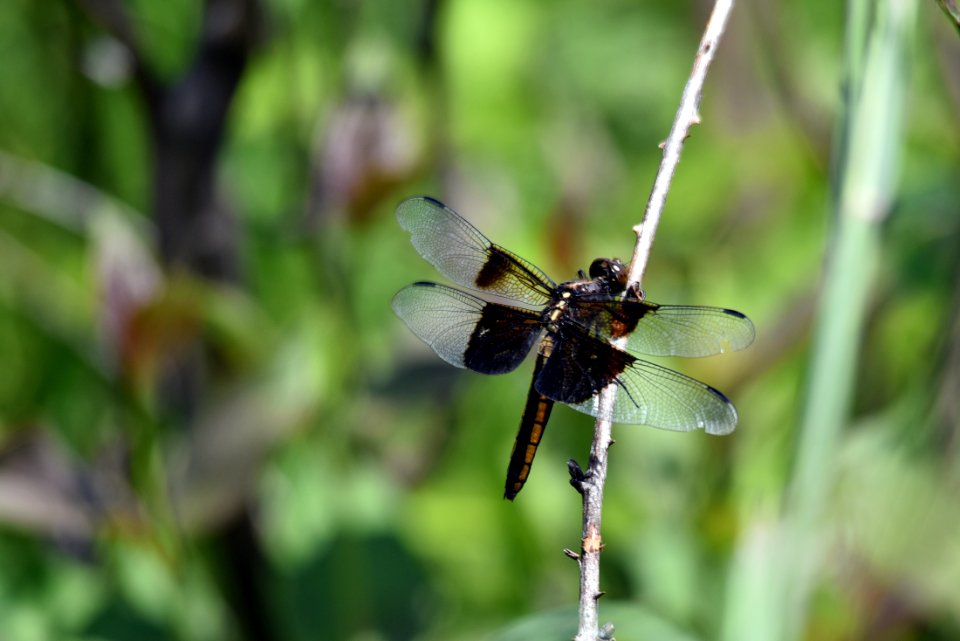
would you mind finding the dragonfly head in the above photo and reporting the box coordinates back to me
[588,258,628,293]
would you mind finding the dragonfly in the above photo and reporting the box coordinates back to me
[392,196,754,499]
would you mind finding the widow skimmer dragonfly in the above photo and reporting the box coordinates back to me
[392,196,754,500]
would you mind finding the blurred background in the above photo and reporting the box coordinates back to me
[0,0,958,640]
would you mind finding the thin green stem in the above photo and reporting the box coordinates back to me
[722,2,916,640]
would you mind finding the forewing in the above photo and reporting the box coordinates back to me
[397,196,555,305]
[567,297,755,357]
[538,325,738,435]
[392,282,542,375]
[625,304,755,357]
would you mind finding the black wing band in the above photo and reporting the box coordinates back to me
[391,283,542,375]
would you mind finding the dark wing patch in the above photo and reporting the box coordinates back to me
[391,282,542,375]
[534,326,634,405]
[396,196,555,305]
[563,296,656,342]
[567,296,756,358]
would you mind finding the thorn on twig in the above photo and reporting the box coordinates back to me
[691,112,702,126]
[568,459,587,494]
[563,548,580,561]
[658,140,666,150]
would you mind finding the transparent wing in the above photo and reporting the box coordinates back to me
[391,282,542,375]
[623,304,755,357]
[566,297,755,358]
[567,359,738,435]
[397,196,555,306]
[537,325,738,435]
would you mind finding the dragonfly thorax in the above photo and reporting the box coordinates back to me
[542,291,571,331]
[543,259,627,331]
[553,258,628,303]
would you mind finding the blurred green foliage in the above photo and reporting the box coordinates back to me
[0,1,958,640]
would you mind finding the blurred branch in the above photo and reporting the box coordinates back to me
[74,0,262,280]
[0,150,148,233]
[70,0,264,434]
[415,0,445,65]
[67,4,268,635]
[572,2,736,640]
[149,0,261,281]
[783,0,916,632]
[720,2,917,641]
[937,0,960,34]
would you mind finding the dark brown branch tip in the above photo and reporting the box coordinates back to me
[564,548,581,561]
[568,459,587,494]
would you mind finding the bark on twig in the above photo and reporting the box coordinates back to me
[572,2,736,639]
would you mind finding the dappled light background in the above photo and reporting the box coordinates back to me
[0,1,958,640]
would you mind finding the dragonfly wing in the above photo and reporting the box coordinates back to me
[397,196,555,305]
[536,323,738,435]
[567,297,755,357]
[392,282,543,375]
